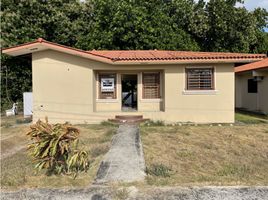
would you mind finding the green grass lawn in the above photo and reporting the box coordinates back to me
[140,113,268,186]
[1,113,268,190]
[1,116,117,190]
[235,111,268,124]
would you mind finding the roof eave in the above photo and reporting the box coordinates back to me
[235,66,268,73]
[2,39,114,64]
[2,38,266,65]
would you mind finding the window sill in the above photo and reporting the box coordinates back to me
[140,99,163,102]
[182,90,218,95]
[96,99,119,103]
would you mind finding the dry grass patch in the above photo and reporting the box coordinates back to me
[141,124,268,186]
[1,125,29,161]
[1,122,117,190]
[1,115,31,128]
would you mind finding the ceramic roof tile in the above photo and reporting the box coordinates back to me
[2,38,266,64]
[89,50,266,61]
[235,58,268,73]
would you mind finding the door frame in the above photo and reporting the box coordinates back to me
[121,73,138,111]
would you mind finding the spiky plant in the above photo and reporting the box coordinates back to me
[26,118,89,177]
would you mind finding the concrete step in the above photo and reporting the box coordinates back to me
[109,115,149,124]
[115,115,143,120]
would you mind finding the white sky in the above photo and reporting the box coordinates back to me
[199,0,268,31]
[196,0,268,10]
[236,0,268,10]
[81,0,268,10]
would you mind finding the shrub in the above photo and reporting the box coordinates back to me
[146,163,172,177]
[26,118,89,178]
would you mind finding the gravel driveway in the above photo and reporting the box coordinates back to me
[1,186,268,200]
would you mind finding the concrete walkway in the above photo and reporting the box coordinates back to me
[95,124,145,183]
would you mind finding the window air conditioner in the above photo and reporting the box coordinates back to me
[253,76,264,82]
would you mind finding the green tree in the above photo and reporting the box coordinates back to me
[1,0,267,112]
[1,55,32,111]
[250,8,268,53]
[1,0,83,47]
[203,0,268,52]
[170,0,209,50]
[76,0,200,50]
[1,0,84,111]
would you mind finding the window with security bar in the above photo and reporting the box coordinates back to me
[186,68,214,90]
[142,72,160,99]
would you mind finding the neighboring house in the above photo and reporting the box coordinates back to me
[2,38,266,123]
[235,58,268,114]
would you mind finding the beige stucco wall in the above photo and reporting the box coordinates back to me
[259,73,268,114]
[32,50,94,123]
[32,50,235,123]
[235,69,268,114]
[163,64,234,123]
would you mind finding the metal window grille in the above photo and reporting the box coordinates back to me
[142,72,160,99]
[186,68,214,90]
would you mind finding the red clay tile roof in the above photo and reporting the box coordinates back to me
[89,50,266,61]
[235,58,268,73]
[2,38,267,64]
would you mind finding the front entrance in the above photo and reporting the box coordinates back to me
[121,74,137,111]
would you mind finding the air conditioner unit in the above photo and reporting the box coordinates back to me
[253,76,264,82]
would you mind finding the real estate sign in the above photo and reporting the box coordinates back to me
[101,78,114,92]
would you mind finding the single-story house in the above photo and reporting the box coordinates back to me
[235,58,268,114]
[2,38,266,123]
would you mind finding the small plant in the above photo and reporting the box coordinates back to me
[113,188,129,200]
[217,164,252,178]
[146,163,172,177]
[100,120,117,127]
[26,118,89,178]
[143,120,165,126]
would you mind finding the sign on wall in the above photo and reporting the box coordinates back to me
[101,78,115,92]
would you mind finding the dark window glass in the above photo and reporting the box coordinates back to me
[248,79,258,93]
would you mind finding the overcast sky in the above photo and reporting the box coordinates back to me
[198,0,268,10]
[199,0,268,31]
[235,0,268,10]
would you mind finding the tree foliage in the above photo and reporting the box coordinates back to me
[1,0,83,111]
[77,0,199,50]
[1,0,267,111]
